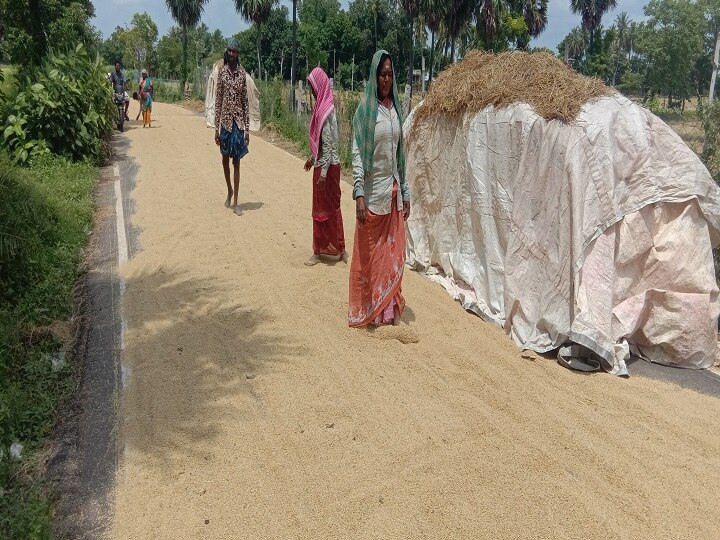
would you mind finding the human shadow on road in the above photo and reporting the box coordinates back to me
[120,267,305,472]
[237,201,263,212]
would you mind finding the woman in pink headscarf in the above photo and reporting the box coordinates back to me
[303,67,347,266]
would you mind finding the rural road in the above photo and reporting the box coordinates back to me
[106,101,720,539]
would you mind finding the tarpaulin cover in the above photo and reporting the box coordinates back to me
[405,94,720,375]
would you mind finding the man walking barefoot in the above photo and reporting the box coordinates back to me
[214,39,250,216]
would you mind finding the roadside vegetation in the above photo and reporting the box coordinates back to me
[0,2,113,537]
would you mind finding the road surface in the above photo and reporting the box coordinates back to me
[110,102,720,539]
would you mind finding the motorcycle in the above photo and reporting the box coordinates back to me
[114,92,125,132]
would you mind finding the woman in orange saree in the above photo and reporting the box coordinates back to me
[348,51,410,327]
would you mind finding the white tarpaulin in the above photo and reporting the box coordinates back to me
[205,60,261,131]
[405,94,720,375]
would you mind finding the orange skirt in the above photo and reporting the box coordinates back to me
[348,183,405,327]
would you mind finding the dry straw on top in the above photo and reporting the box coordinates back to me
[412,50,613,132]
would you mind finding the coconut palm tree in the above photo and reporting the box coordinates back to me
[165,0,209,93]
[422,0,448,82]
[474,1,547,47]
[234,0,277,80]
[614,11,631,59]
[402,0,420,102]
[569,0,618,54]
[563,26,586,65]
[448,0,475,62]
[369,0,380,49]
[609,12,632,86]
[515,0,548,37]
[475,0,505,43]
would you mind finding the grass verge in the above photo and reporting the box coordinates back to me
[257,79,360,169]
[0,152,97,539]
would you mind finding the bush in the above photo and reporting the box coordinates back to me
[0,150,96,539]
[153,80,183,103]
[1,45,114,165]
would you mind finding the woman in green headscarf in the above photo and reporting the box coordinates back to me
[348,50,411,328]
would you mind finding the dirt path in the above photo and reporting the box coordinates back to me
[112,102,720,539]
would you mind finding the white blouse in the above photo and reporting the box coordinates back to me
[352,103,409,215]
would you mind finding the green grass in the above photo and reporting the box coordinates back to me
[0,152,97,539]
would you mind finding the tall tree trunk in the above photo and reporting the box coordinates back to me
[429,30,435,83]
[450,38,456,64]
[28,0,47,64]
[443,36,450,69]
[374,13,378,49]
[182,25,188,94]
[256,24,262,80]
[407,17,415,106]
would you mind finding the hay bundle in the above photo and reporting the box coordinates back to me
[413,50,613,129]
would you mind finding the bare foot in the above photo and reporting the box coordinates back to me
[340,252,349,263]
[392,304,401,326]
[225,194,232,208]
[233,205,243,216]
[304,255,321,266]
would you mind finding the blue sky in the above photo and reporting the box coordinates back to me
[93,0,648,53]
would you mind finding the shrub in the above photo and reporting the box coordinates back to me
[1,45,114,165]
[153,80,183,102]
[0,150,96,539]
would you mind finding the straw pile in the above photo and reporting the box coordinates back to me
[413,50,613,129]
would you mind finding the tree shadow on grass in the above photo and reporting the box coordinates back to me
[120,266,306,473]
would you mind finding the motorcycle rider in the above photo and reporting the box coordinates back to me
[110,62,130,121]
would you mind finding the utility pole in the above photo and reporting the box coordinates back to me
[351,54,354,91]
[333,49,336,78]
[291,0,297,111]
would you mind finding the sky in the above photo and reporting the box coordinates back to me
[93,0,649,53]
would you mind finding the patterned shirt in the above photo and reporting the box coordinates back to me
[214,64,249,133]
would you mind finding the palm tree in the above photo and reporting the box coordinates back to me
[563,26,586,66]
[165,0,209,93]
[402,0,420,103]
[448,0,475,62]
[475,0,505,43]
[235,0,277,80]
[614,11,631,59]
[516,0,548,37]
[569,0,618,54]
[610,11,631,86]
[369,0,380,49]
[422,0,448,82]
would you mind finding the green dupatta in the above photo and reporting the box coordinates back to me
[352,49,406,187]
